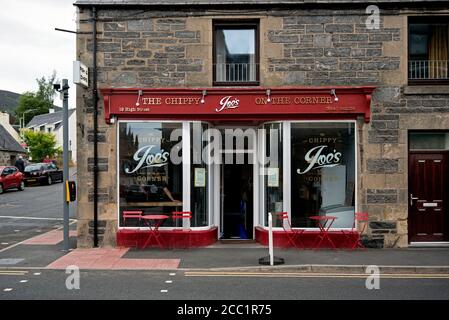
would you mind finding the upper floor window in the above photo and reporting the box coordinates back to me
[408,17,449,84]
[213,20,259,85]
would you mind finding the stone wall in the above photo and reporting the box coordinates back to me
[0,151,20,166]
[75,6,449,248]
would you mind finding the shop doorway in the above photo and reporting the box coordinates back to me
[215,125,257,240]
[409,151,449,242]
[221,164,254,239]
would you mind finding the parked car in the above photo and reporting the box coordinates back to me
[23,163,63,186]
[0,166,25,194]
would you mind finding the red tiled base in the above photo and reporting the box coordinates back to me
[255,226,360,249]
[23,230,77,245]
[117,227,218,248]
[46,247,180,270]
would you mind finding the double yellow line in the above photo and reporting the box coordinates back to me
[0,270,29,276]
[185,271,449,279]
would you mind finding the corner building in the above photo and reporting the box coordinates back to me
[74,0,449,248]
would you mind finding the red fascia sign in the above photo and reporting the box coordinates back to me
[100,86,374,124]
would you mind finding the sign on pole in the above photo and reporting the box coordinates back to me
[73,61,89,88]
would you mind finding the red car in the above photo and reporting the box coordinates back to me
[0,166,25,194]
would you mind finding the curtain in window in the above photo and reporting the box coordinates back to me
[429,25,448,79]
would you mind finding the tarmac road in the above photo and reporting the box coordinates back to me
[0,171,77,251]
[1,269,449,300]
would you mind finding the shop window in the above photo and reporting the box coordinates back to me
[118,122,183,227]
[263,123,283,227]
[291,122,356,228]
[408,17,449,84]
[213,20,259,85]
[191,122,210,227]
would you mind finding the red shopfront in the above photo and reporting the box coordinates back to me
[101,86,374,248]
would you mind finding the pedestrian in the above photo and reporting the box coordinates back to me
[43,155,52,164]
[14,155,25,173]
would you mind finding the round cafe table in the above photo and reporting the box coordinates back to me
[140,215,169,249]
[309,216,338,249]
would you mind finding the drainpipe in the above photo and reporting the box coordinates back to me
[92,6,99,247]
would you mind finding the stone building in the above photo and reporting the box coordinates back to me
[0,123,26,166]
[73,0,449,248]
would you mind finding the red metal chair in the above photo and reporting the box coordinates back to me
[122,210,143,247]
[341,212,368,250]
[172,211,193,249]
[123,210,143,226]
[273,212,305,249]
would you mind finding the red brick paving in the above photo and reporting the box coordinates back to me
[22,230,77,245]
[46,247,180,270]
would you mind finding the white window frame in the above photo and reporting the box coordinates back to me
[116,120,212,231]
[260,120,358,231]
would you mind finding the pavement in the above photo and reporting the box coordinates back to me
[2,226,449,275]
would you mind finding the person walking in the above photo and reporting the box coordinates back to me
[43,155,52,164]
[14,156,25,173]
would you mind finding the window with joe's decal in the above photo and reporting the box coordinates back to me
[291,122,356,228]
[118,122,183,227]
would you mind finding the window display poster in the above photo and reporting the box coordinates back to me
[194,168,206,187]
[267,167,279,187]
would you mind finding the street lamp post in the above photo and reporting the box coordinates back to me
[20,110,34,138]
[54,79,70,252]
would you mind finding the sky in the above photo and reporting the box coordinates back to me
[0,0,77,108]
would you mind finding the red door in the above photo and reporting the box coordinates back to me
[10,167,20,188]
[409,152,449,242]
[2,167,14,189]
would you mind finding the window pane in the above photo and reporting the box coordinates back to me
[191,122,209,227]
[409,22,449,80]
[410,132,449,150]
[263,123,283,227]
[215,27,256,82]
[119,122,183,227]
[291,123,355,228]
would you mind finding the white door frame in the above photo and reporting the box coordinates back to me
[213,125,259,240]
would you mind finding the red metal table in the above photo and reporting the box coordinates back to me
[141,215,169,249]
[309,216,338,249]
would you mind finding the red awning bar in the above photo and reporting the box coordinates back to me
[100,86,375,124]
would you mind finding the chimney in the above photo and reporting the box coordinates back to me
[49,108,55,114]
[0,112,10,125]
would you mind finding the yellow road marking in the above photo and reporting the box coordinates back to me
[185,271,449,279]
[0,270,29,276]
[0,273,28,276]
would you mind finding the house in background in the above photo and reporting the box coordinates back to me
[0,123,26,166]
[26,108,77,163]
[0,112,21,145]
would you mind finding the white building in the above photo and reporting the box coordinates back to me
[26,108,77,163]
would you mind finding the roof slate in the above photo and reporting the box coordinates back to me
[0,125,26,153]
[26,110,75,128]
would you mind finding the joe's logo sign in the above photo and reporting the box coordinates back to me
[125,145,169,174]
[297,145,342,175]
[216,96,240,113]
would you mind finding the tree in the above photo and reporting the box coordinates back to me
[16,72,57,125]
[23,130,61,162]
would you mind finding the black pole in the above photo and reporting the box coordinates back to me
[92,6,99,247]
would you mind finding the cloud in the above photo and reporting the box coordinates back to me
[0,0,77,107]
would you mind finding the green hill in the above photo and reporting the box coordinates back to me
[0,90,21,113]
